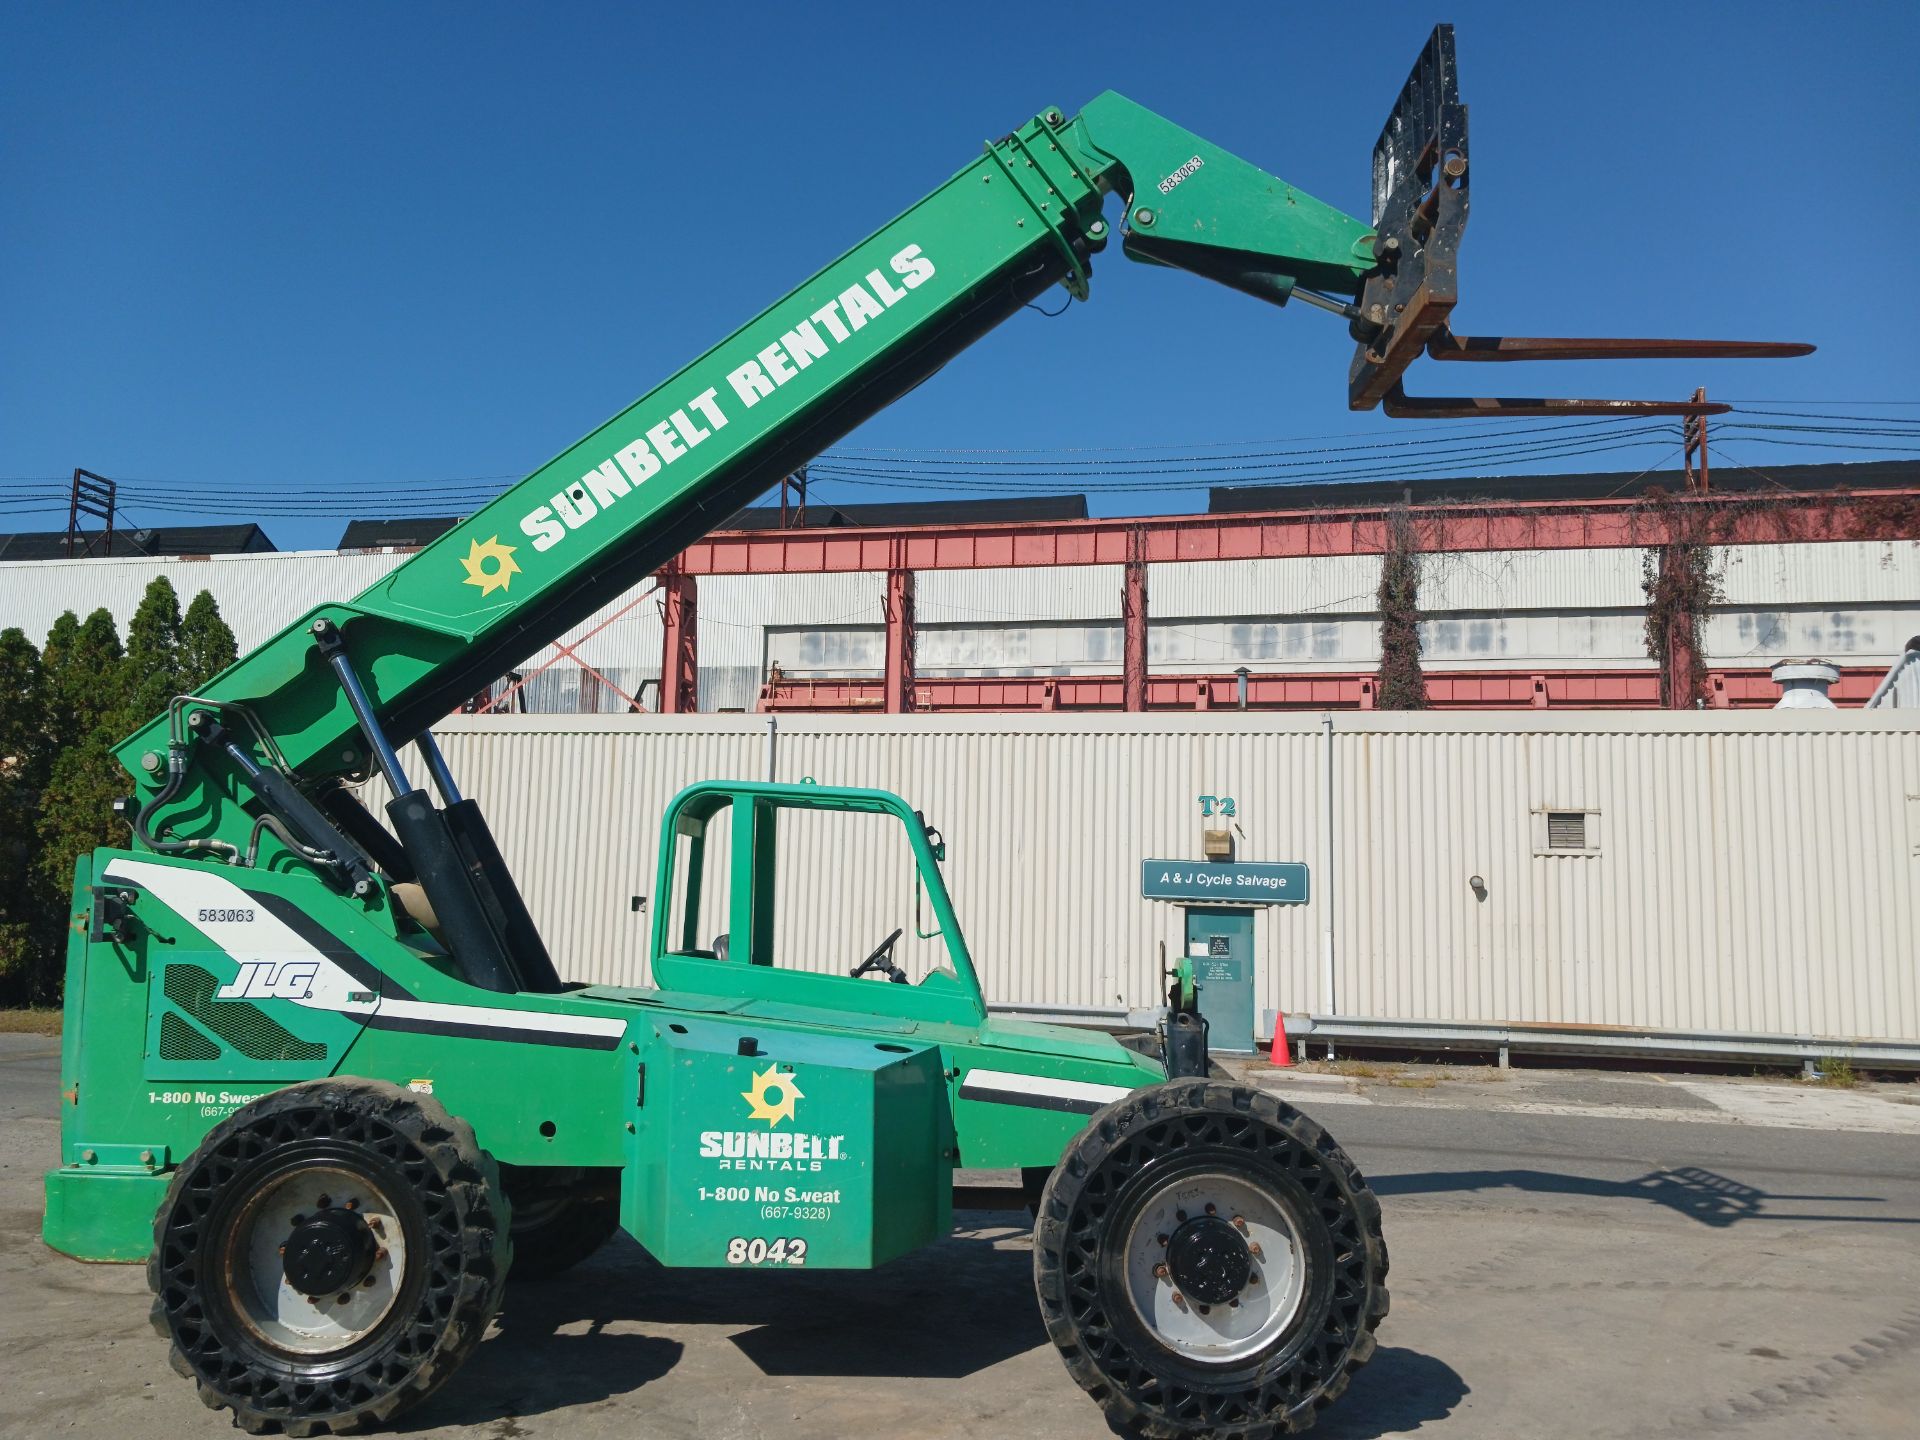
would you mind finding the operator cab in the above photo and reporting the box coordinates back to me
[649,781,986,1024]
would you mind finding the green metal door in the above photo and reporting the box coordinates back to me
[1184,908,1256,1054]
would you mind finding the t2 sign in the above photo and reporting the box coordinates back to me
[1141,860,1310,904]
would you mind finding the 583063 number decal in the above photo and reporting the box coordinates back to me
[726,1236,807,1267]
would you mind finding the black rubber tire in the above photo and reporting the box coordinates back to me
[499,1165,621,1280]
[147,1078,510,1436]
[1033,1079,1388,1439]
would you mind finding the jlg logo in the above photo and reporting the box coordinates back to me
[216,961,319,1001]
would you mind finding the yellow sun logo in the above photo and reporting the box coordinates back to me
[741,1065,803,1127]
[460,536,520,597]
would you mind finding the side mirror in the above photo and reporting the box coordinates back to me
[916,810,946,862]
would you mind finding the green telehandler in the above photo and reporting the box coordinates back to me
[43,26,1804,1438]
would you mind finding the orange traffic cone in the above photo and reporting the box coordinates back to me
[1269,1011,1293,1067]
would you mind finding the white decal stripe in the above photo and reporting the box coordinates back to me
[106,858,624,1043]
[378,998,625,1039]
[960,1068,1138,1105]
[106,858,374,1013]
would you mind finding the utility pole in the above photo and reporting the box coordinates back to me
[1681,387,1710,493]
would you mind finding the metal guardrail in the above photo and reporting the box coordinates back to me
[1274,1012,1920,1070]
[990,1003,1920,1071]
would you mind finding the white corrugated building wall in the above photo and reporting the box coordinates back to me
[403,709,1920,1063]
[5,539,1917,703]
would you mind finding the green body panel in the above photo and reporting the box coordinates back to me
[43,1168,171,1262]
[52,91,1374,1266]
[626,1018,951,1269]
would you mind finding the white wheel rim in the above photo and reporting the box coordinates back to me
[1120,1169,1309,1364]
[225,1165,409,1356]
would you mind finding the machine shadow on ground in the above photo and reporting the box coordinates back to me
[1313,1348,1468,1439]
[399,1215,1466,1435]
[1372,1165,1918,1228]
[398,1218,1047,1427]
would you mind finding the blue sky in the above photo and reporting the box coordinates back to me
[3,1,1915,551]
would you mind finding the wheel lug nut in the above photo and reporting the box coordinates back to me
[317,1195,331,1208]
[360,1275,376,1288]
[1231,1216,1247,1232]
[1171,1292,1188,1310]
[344,1198,358,1211]
[337,1292,352,1305]
[1157,1234,1169,1247]
[292,1214,307,1226]
[1175,1210,1187,1222]
[1249,1270,1262,1285]
[1153,1262,1169,1280]
[1229,1298,1240,1308]
[1204,1203,1216,1215]
[1198,1303,1210,1315]
[1248,1242,1264,1259]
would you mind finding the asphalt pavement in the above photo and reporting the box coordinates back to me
[3,1032,1918,1439]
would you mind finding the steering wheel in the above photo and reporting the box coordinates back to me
[849,927,908,983]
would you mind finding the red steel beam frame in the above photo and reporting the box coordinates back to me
[659,566,698,714]
[678,488,1920,576]
[884,563,915,714]
[757,666,1887,714]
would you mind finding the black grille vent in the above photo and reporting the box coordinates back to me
[158,1009,221,1062]
[1547,812,1587,850]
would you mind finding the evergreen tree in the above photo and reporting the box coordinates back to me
[0,628,48,1002]
[47,608,132,734]
[39,610,82,739]
[123,574,185,730]
[179,589,239,690]
[35,609,135,937]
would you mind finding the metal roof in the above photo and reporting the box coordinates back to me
[0,523,276,560]
[1207,458,1920,513]
[337,517,462,549]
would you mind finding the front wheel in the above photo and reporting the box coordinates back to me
[147,1078,509,1436]
[1033,1080,1388,1438]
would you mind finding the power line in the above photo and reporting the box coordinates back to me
[2,416,1912,523]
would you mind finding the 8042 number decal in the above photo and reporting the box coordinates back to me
[726,1236,807,1267]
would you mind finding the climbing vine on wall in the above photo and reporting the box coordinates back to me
[1636,489,1725,708]
[1375,504,1429,709]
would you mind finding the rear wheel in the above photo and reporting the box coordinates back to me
[500,1166,620,1280]
[147,1079,509,1436]
[1033,1080,1388,1438]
